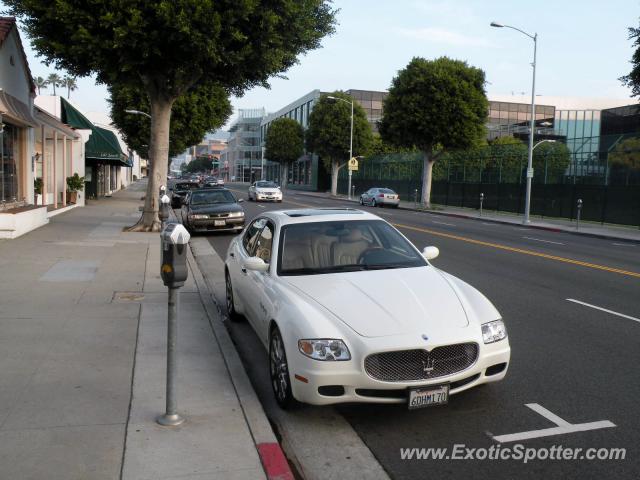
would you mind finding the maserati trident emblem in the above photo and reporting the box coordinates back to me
[422,358,435,374]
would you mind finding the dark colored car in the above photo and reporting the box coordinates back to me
[171,181,200,208]
[181,187,245,233]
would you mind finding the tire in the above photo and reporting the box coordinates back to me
[269,327,297,409]
[372,199,377,207]
[359,197,364,205]
[225,270,243,322]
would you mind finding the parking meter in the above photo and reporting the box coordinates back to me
[576,198,583,230]
[479,192,484,217]
[160,223,190,288]
[159,194,171,225]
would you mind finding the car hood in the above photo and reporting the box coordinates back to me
[256,188,280,194]
[189,203,242,214]
[284,266,470,338]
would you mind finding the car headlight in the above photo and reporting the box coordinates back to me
[298,339,351,361]
[228,211,244,218]
[189,214,209,220]
[481,320,507,344]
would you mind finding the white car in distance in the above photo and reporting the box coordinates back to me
[248,180,283,202]
[224,209,510,409]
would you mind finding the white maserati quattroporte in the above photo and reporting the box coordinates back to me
[224,209,510,409]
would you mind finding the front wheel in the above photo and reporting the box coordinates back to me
[270,327,297,409]
[359,197,364,205]
[225,270,242,322]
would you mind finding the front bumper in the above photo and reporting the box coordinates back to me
[188,217,244,232]
[290,340,510,405]
[256,193,282,201]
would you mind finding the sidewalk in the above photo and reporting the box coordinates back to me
[0,182,290,480]
[288,189,640,243]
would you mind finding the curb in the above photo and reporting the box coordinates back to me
[186,246,295,480]
[291,191,640,244]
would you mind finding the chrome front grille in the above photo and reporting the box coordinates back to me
[208,213,229,218]
[364,343,479,382]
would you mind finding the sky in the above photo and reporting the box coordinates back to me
[3,0,638,128]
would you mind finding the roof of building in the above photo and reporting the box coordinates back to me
[0,17,36,94]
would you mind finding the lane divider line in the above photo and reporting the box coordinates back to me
[522,236,565,245]
[566,299,640,323]
[393,223,640,279]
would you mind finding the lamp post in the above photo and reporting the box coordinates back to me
[327,96,354,199]
[491,21,537,224]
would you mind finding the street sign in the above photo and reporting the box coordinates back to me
[526,168,534,178]
[348,157,359,171]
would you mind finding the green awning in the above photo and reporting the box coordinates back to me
[60,97,131,167]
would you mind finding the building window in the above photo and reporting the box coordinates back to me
[1,122,19,203]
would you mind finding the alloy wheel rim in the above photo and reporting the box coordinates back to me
[270,334,288,402]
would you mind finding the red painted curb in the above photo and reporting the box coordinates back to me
[257,442,295,480]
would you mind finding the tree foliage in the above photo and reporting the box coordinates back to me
[6,0,337,230]
[109,81,231,159]
[306,92,373,195]
[264,117,304,188]
[181,157,213,174]
[620,23,640,96]
[379,56,488,206]
[609,136,640,185]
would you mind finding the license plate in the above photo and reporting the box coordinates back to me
[408,384,449,409]
[214,220,226,226]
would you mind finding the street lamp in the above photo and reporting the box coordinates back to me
[532,139,555,151]
[491,21,537,224]
[327,95,354,199]
[125,109,152,119]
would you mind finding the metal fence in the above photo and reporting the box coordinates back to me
[338,141,640,227]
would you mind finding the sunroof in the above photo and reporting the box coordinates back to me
[283,208,364,217]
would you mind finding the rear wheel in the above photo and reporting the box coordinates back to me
[270,327,296,409]
[225,270,242,322]
[372,198,377,207]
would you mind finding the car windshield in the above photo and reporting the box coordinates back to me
[190,190,236,205]
[279,220,427,275]
[256,181,278,188]
[379,188,395,194]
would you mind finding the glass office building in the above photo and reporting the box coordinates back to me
[220,109,265,182]
[487,100,557,140]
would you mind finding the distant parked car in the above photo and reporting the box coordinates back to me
[248,180,283,202]
[170,181,200,208]
[181,187,245,233]
[360,188,400,208]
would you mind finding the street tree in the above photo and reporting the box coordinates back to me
[306,92,373,196]
[6,0,336,231]
[46,72,61,95]
[33,75,46,94]
[620,22,640,96]
[109,81,231,160]
[379,57,488,207]
[182,157,213,175]
[609,136,640,185]
[532,141,571,184]
[62,75,77,99]
[264,117,304,189]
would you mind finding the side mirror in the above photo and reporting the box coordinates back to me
[422,246,439,260]
[243,256,269,272]
[238,198,244,203]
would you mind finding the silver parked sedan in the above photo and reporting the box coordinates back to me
[359,188,400,208]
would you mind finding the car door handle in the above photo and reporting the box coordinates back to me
[241,267,247,274]
[230,252,235,257]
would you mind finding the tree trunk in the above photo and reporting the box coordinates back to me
[129,95,174,232]
[331,160,339,196]
[421,150,435,208]
[280,161,288,190]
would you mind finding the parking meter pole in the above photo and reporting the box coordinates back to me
[576,199,583,231]
[414,189,418,208]
[480,193,484,217]
[157,222,190,427]
[347,170,352,200]
[351,184,355,200]
[157,286,183,426]
[159,195,170,230]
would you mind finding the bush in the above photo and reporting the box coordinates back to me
[34,178,43,194]
[66,173,85,192]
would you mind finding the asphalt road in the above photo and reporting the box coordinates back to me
[196,185,639,480]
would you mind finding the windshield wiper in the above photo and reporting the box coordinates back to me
[281,264,366,275]
[362,263,412,270]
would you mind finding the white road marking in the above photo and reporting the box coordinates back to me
[522,236,565,245]
[432,221,456,227]
[257,204,265,208]
[492,403,616,443]
[613,243,636,247]
[481,222,494,226]
[566,298,640,323]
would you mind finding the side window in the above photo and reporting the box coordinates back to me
[254,222,274,264]
[242,218,267,255]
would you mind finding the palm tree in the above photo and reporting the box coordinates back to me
[62,76,78,99]
[33,76,47,95]
[46,73,62,95]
